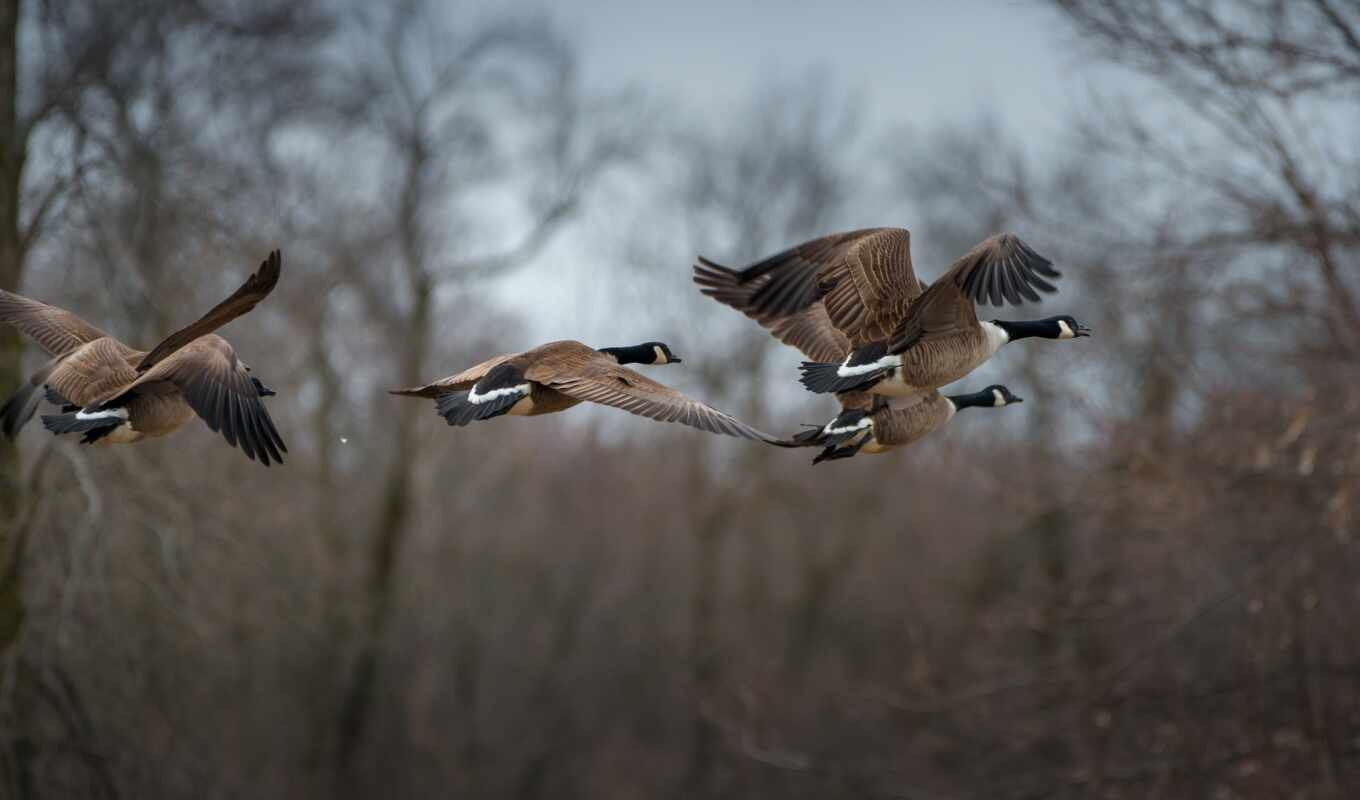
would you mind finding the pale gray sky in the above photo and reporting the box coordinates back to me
[565,0,1074,139]
[487,1,1093,346]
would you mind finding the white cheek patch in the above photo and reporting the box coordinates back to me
[653,345,668,364]
[468,382,530,405]
[837,354,900,377]
[992,389,1006,407]
[1057,320,1074,339]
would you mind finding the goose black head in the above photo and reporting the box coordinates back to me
[600,342,682,365]
[991,315,1092,341]
[949,384,1023,411]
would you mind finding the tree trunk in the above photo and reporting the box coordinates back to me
[336,276,431,779]
[0,4,28,796]
[0,0,26,656]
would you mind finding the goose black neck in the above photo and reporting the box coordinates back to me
[599,344,654,365]
[992,318,1053,342]
[947,389,995,411]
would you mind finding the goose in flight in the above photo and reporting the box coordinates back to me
[0,251,287,465]
[791,385,1023,464]
[391,339,788,444]
[693,228,1088,399]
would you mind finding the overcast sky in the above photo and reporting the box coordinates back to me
[564,0,1077,139]
[480,1,1099,344]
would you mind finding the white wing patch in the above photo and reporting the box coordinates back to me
[468,382,530,405]
[75,407,129,422]
[825,415,873,435]
[837,354,900,377]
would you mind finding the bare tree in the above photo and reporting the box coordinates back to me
[0,1,332,794]
[315,1,636,781]
[1053,0,1360,359]
[610,80,863,795]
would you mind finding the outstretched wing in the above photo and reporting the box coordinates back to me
[115,335,287,465]
[889,234,1060,352]
[0,290,114,357]
[695,227,921,346]
[137,250,283,371]
[693,260,851,361]
[542,359,790,445]
[937,233,1059,308]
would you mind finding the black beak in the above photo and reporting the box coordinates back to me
[669,356,683,364]
[1013,397,1024,403]
[1075,323,1093,337]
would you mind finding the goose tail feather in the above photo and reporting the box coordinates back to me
[798,361,883,395]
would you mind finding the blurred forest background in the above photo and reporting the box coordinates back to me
[0,0,1357,797]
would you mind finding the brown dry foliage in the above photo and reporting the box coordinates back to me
[0,1,1357,798]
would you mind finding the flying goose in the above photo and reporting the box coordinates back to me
[391,339,788,443]
[0,251,287,465]
[791,385,1023,464]
[692,228,1089,398]
[796,235,1090,396]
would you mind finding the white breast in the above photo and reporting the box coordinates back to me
[980,320,1010,355]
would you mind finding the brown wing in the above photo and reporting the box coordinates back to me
[695,227,921,347]
[888,234,1060,352]
[389,352,520,398]
[44,338,143,408]
[116,335,286,465]
[0,290,113,357]
[136,250,282,371]
[538,357,788,444]
[937,233,1059,308]
[693,261,851,361]
[885,279,981,354]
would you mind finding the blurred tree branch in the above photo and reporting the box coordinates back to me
[324,2,638,783]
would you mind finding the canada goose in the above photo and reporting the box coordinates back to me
[391,339,787,443]
[794,235,1089,397]
[0,251,287,465]
[693,228,1089,398]
[791,385,1023,464]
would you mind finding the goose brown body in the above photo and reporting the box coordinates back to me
[855,392,959,454]
[392,339,787,443]
[792,385,1021,464]
[869,324,1006,397]
[695,227,1080,400]
[0,251,288,464]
